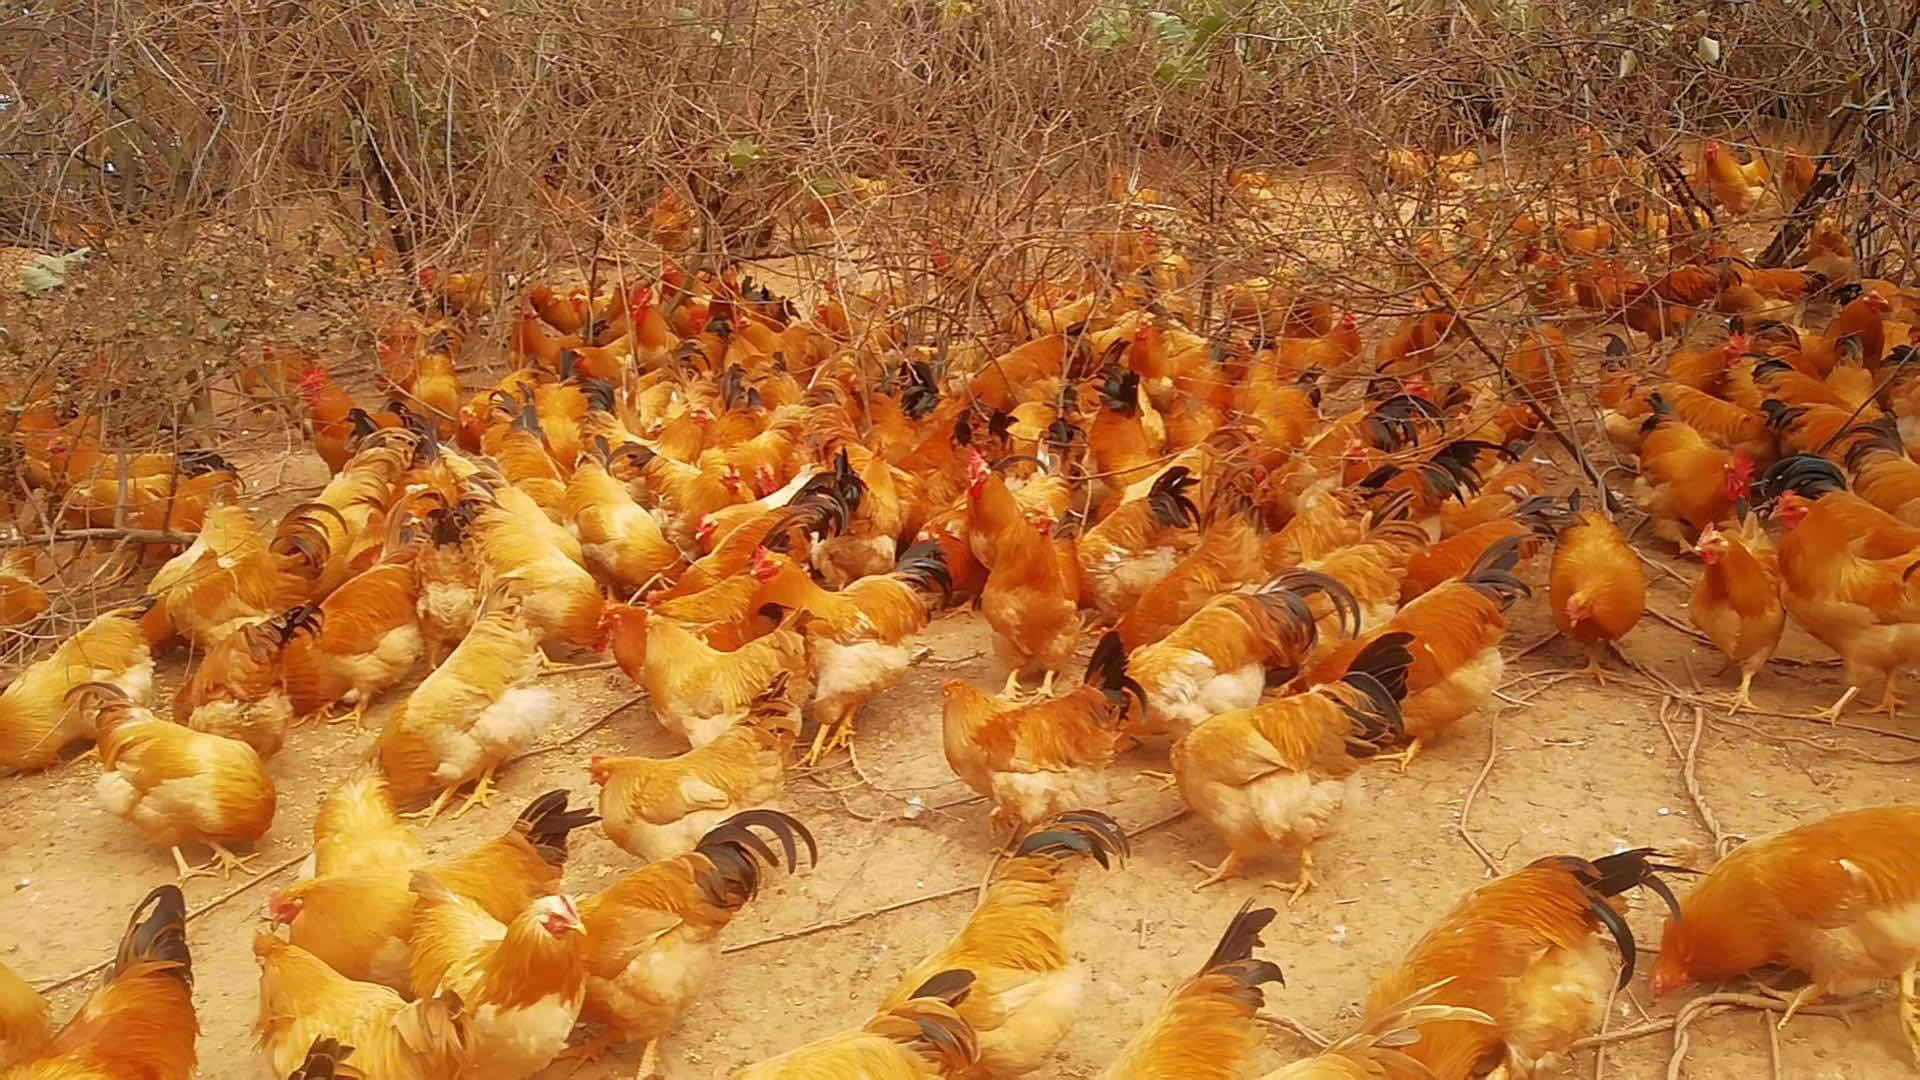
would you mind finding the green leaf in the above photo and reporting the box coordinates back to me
[726,139,764,171]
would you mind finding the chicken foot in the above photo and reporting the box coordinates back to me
[406,785,461,827]
[171,842,257,880]
[1775,981,1826,1029]
[1375,738,1425,773]
[1901,964,1920,1066]
[558,1029,620,1070]
[453,768,498,818]
[1267,848,1317,907]
[1725,669,1758,716]
[1812,685,1860,724]
[1189,852,1246,892]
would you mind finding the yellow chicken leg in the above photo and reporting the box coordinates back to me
[206,842,259,878]
[170,846,210,882]
[1727,669,1756,716]
[1190,851,1245,892]
[1776,982,1824,1029]
[406,785,461,827]
[1267,847,1317,907]
[1877,680,1905,721]
[453,769,498,818]
[1901,965,1920,1066]
[327,700,366,727]
[1813,685,1860,724]
[1376,739,1424,773]
[1035,669,1057,698]
[636,1037,662,1080]
[558,1029,619,1069]
[1581,642,1611,687]
[999,670,1025,699]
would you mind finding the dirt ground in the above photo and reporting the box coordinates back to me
[1,440,1914,1080]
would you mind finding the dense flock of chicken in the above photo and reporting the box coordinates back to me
[5,132,1920,1080]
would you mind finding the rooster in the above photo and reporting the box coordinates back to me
[3,886,196,1080]
[734,971,979,1079]
[1097,901,1285,1079]
[173,604,319,759]
[0,608,155,770]
[0,961,48,1070]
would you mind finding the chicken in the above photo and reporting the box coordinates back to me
[878,812,1127,1078]
[1548,501,1645,682]
[1701,140,1770,216]
[377,602,554,820]
[1632,395,1755,553]
[413,497,483,668]
[299,367,362,474]
[307,770,425,879]
[591,672,800,861]
[941,635,1142,839]
[171,605,316,759]
[1075,467,1201,622]
[1116,499,1267,650]
[576,812,818,1076]
[1258,981,1491,1080]
[1097,901,1285,1079]
[0,962,47,1071]
[1363,850,1684,1080]
[1301,539,1529,770]
[734,971,979,1080]
[1758,455,1920,720]
[1690,515,1784,714]
[0,550,48,629]
[1403,494,1561,602]
[974,474,1081,698]
[0,608,155,770]
[145,506,319,652]
[0,886,195,1080]
[407,875,588,1080]
[1127,573,1353,737]
[1174,633,1410,898]
[281,558,423,727]
[283,1036,355,1080]
[1651,803,1920,1061]
[80,682,275,879]
[566,438,687,593]
[473,488,604,660]
[253,935,466,1080]
[597,603,810,749]
[270,790,596,992]
[748,544,951,763]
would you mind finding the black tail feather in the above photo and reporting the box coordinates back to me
[115,884,191,988]
[1263,568,1362,639]
[289,1038,354,1080]
[1195,900,1286,1007]
[1013,809,1130,867]
[1084,631,1148,714]
[516,790,600,867]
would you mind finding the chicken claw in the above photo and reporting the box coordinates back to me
[1266,849,1316,907]
[1137,770,1179,792]
[999,670,1026,700]
[1376,739,1424,773]
[1812,685,1860,724]
[406,786,459,827]
[1189,852,1245,892]
[327,700,366,727]
[1776,982,1825,1029]
[453,770,497,818]
[1877,681,1905,721]
[1725,671,1756,717]
[557,1030,618,1071]
[170,846,211,882]
[207,841,259,878]
[1035,669,1057,699]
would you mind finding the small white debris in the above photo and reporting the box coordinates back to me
[1327,924,1348,945]
[1657,807,1671,816]
[903,796,927,820]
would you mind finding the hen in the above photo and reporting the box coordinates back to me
[1690,515,1784,713]
[1549,500,1645,682]
[253,935,466,1080]
[0,608,155,770]
[598,602,811,749]
[591,673,800,861]
[81,683,275,879]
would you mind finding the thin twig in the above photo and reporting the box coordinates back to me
[1458,715,1501,874]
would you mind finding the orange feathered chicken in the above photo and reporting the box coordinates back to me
[1363,850,1686,1080]
[1116,497,1268,650]
[298,367,361,474]
[253,935,466,1080]
[596,602,810,749]
[1258,982,1491,1079]
[472,491,604,659]
[576,812,818,1077]
[173,604,319,758]
[878,812,1127,1078]
[2,886,196,1080]
[591,673,800,862]
[378,601,553,820]
[269,789,596,992]
[1096,902,1285,1080]
[1652,803,1920,1059]
[1701,140,1771,215]
[0,607,154,770]
[1759,455,1920,720]
[81,683,275,880]
[406,875,588,1080]
[1302,539,1530,770]
[1403,494,1562,602]
[1549,501,1646,682]
[978,508,1081,699]
[941,635,1143,838]
[1075,466,1202,622]
[282,556,424,727]
[1690,515,1784,713]
[1175,633,1411,897]
[0,960,48,1070]
[565,438,687,593]
[735,972,980,1080]
[748,543,951,763]
[1127,572,1357,737]
[1633,395,1756,552]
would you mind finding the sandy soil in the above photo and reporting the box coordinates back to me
[2,436,1914,1080]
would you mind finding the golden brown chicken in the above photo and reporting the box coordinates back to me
[1549,501,1646,682]
[270,790,596,992]
[1,886,195,1080]
[407,874,588,1080]
[1257,981,1491,1080]
[1701,140,1771,216]
[876,813,1126,1079]
[307,770,426,880]
[253,935,466,1080]
[0,608,154,770]
[597,603,811,748]
[566,438,687,592]
[941,635,1142,839]
[1175,633,1410,897]
[576,812,818,1077]
[173,605,318,759]
[281,556,423,727]
[1075,466,1202,622]
[974,474,1081,698]
[591,673,799,861]
[734,971,980,1080]
[413,498,483,668]
[81,683,275,879]
[1097,902,1285,1079]
[1690,515,1784,713]
[1364,850,1684,1080]
[1631,394,1754,552]
[377,601,553,820]
[1652,803,1920,1060]
[473,487,604,660]
[0,961,48,1070]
